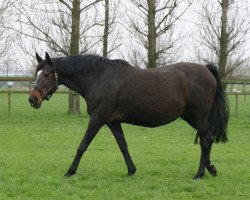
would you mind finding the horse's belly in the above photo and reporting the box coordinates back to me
[114,88,186,127]
[123,105,183,128]
[107,106,181,127]
[126,116,179,128]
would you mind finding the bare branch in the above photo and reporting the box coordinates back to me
[156,0,176,13]
[80,0,103,12]
[58,0,72,11]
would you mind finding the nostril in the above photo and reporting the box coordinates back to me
[29,96,37,106]
[33,97,37,103]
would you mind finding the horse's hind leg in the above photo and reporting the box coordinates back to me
[107,122,136,176]
[205,129,217,177]
[182,111,217,178]
[193,118,215,179]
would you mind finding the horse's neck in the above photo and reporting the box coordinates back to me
[58,74,85,95]
[58,72,98,98]
[58,66,133,98]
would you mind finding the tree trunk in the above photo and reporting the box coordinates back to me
[68,0,81,115]
[103,0,109,58]
[218,0,229,80]
[147,0,156,68]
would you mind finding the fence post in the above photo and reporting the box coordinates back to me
[8,88,11,116]
[243,82,246,102]
[235,94,238,115]
[230,83,233,93]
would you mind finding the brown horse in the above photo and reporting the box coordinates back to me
[29,52,229,179]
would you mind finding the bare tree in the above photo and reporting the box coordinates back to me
[0,0,14,75]
[195,0,249,79]
[102,0,110,58]
[9,0,102,114]
[101,0,121,58]
[128,0,191,68]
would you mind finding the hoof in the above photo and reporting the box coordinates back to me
[193,172,205,180]
[127,167,136,177]
[207,165,217,177]
[64,169,76,177]
[193,175,202,180]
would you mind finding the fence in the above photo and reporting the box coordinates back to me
[223,80,250,115]
[0,76,250,116]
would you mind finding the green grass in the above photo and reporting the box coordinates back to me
[0,93,250,199]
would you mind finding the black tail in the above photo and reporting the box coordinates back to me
[206,63,229,143]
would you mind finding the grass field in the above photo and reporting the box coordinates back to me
[0,93,250,200]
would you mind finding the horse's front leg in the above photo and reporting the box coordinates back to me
[64,116,103,177]
[107,122,136,176]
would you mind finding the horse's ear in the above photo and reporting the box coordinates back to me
[36,52,43,64]
[45,52,52,65]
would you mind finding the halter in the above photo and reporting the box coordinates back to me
[34,72,59,101]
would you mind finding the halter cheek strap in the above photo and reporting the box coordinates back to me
[34,72,59,101]
[43,72,59,101]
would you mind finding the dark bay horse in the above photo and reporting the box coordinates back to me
[29,52,229,179]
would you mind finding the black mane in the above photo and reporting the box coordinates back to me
[51,54,132,75]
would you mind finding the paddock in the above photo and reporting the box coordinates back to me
[0,92,250,199]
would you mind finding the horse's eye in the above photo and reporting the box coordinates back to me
[43,72,49,77]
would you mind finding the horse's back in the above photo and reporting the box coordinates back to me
[163,62,217,106]
[144,62,217,107]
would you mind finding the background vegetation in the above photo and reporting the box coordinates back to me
[0,93,250,199]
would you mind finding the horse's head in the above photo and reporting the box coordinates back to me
[29,52,58,109]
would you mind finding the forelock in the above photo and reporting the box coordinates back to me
[35,60,47,73]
